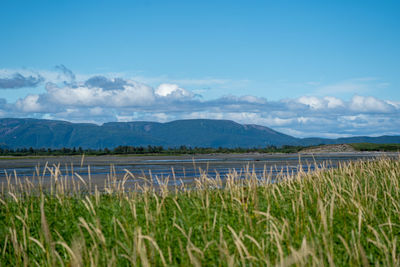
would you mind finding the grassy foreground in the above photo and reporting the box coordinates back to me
[1,158,400,266]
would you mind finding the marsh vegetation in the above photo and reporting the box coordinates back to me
[0,156,399,266]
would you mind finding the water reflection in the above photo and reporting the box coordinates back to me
[1,152,394,187]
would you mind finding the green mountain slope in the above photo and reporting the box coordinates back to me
[0,118,399,149]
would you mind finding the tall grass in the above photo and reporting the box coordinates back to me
[0,156,400,266]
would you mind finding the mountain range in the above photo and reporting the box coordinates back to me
[0,118,399,149]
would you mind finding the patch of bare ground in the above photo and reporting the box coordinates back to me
[300,144,356,153]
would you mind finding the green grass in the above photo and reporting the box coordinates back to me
[1,157,400,266]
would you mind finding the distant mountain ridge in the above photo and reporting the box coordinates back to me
[0,118,399,149]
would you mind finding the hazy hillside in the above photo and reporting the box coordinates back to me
[0,118,399,149]
[0,118,300,148]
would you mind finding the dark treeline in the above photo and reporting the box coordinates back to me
[0,145,304,156]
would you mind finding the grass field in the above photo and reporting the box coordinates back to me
[1,156,399,266]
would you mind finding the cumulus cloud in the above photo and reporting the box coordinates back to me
[84,76,127,90]
[325,96,345,109]
[297,96,325,109]
[1,66,400,138]
[350,95,394,112]
[10,86,400,138]
[155,83,194,99]
[296,96,345,110]
[44,81,156,107]
[15,94,42,112]
[0,73,44,89]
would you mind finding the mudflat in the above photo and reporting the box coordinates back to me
[1,152,398,182]
[0,151,395,168]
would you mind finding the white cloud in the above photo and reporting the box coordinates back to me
[7,89,400,138]
[297,96,325,109]
[349,95,393,112]
[2,67,400,138]
[324,96,345,108]
[155,83,193,99]
[386,100,400,108]
[15,94,42,112]
[45,81,156,107]
[296,96,344,110]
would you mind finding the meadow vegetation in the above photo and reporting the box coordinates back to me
[0,156,399,266]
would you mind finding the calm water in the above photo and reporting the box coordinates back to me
[1,152,396,187]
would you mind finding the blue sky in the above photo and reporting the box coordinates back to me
[1,0,400,137]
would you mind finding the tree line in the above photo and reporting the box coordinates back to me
[0,145,304,156]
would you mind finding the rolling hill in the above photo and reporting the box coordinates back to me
[0,118,399,149]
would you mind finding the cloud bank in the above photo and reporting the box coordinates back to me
[0,67,399,138]
[0,73,44,89]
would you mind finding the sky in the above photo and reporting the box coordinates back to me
[1,0,400,138]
